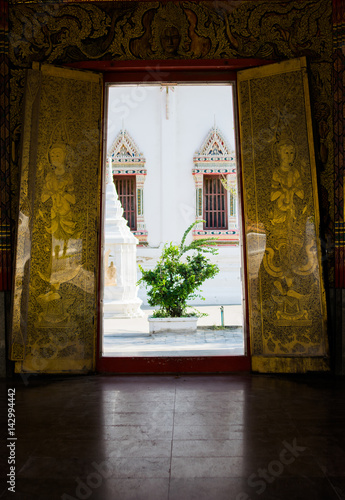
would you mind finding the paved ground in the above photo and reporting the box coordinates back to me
[103,305,245,357]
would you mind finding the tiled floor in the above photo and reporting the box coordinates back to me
[103,305,244,356]
[1,373,345,499]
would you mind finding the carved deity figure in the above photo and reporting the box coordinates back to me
[263,138,312,324]
[41,143,76,248]
[270,139,304,226]
[160,26,181,56]
[36,143,82,327]
[149,3,191,57]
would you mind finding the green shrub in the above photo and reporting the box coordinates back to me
[138,221,219,318]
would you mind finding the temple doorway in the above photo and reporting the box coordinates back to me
[101,83,246,359]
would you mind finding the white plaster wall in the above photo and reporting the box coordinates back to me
[107,85,163,246]
[106,84,242,307]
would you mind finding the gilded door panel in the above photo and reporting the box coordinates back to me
[10,64,102,373]
[238,57,329,373]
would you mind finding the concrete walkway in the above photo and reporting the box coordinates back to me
[103,305,245,357]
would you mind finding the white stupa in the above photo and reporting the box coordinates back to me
[103,159,143,318]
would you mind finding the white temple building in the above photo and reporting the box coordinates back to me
[105,84,243,307]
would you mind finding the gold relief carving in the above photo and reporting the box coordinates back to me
[184,8,211,58]
[35,127,84,329]
[263,138,317,326]
[128,3,191,59]
[36,285,75,328]
[11,65,102,372]
[10,3,112,65]
[238,57,328,361]
[126,0,332,60]
[251,356,330,374]
[160,26,182,57]
[128,8,156,59]
[9,1,331,64]
[9,70,26,226]
[11,343,24,362]
[10,68,42,360]
[42,143,77,243]
[215,0,332,59]
[122,3,213,59]
[269,139,305,227]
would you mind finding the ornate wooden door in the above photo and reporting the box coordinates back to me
[10,64,103,373]
[238,57,329,372]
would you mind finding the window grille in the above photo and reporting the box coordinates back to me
[114,176,137,230]
[203,176,228,229]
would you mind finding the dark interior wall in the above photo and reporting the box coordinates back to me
[1,0,343,373]
[332,0,345,373]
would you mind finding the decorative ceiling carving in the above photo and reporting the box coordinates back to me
[9,1,332,66]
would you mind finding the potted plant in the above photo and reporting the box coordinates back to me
[138,221,219,333]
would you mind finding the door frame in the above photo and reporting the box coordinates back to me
[68,58,271,373]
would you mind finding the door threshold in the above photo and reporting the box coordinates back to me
[96,355,251,373]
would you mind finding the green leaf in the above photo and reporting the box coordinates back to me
[137,222,220,317]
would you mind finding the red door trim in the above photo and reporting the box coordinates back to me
[67,58,271,374]
[97,355,251,374]
[67,58,270,73]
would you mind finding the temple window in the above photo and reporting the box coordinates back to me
[193,126,239,244]
[203,175,228,229]
[107,129,148,245]
[114,175,137,230]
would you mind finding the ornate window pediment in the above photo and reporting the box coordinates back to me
[193,127,236,172]
[108,129,147,172]
[193,126,239,244]
[107,130,147,244]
